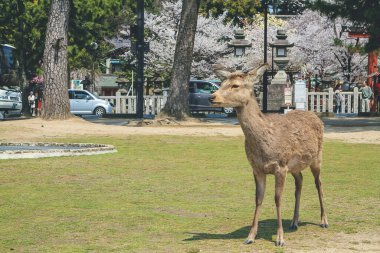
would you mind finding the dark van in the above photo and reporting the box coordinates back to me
[189,80,234,115]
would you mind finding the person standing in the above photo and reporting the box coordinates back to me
[28,91,36,116]
[359,81,373,112]
[334,89,344,113]
[34,92,42,117]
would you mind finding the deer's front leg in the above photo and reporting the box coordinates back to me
[275,170,287,246]
[245,173,266,244]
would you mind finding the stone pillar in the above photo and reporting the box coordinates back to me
[268,70,288,111]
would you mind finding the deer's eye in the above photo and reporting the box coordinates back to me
[231,84,239,89]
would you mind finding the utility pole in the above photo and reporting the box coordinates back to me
[136,0,144,118]
[262,0,268,112]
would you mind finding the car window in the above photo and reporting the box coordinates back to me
[210,84,219,93]
[68,90,74,99]
[196,82,213,94]
[189,82,196,93]
[74,91,91,100]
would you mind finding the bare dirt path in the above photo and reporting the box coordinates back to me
[1,117,379,144]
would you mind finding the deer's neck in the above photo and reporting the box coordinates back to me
[236,99,273,146]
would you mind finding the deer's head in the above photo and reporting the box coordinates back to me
[209,64,269,108]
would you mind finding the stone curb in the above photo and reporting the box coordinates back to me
[0,142,117,160]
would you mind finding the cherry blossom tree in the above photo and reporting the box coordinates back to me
[144,1,181,79]
[145,2,283,79]
[285,10,367,82]
[145,2,367,84]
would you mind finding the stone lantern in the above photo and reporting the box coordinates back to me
[269,30,294,70]
[267,30,294,112]
[227,30,252,57]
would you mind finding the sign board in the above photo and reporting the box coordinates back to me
[294,80,307,111]
[70,80,83,90]
[284,87,292,105]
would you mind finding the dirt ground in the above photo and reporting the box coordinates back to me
[0,117,379,144]
[1,117,379,252]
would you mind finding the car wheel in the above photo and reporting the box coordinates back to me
[223,107,234,115]
[94,107,106,117]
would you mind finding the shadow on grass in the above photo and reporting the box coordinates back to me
[184,219,320,243]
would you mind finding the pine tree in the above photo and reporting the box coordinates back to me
[41,0,71,120]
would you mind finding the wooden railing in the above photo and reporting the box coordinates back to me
[100,91,168,115]
[307,87,361,114]
[100,87,362,115]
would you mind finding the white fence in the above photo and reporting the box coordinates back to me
[100,87,362,115]
[101,91,168,115]
[307,87,361,114]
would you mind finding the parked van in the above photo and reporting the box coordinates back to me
[189,80,234,115]
[68,89,113,116]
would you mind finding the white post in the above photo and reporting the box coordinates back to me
[145,97,150,114]
[121,95,127,114]
[131,70,134,96]
[347,93,352,113]
[163,93,168,107]
[353,87,359,113]
[151,96,156,115]
[115,91,121,113]
[328,88,334,112]
[157,96,162,114]
[341,93,346,113]
[316,94,321,112]
[322,94,327,112]
[310,94,315,112]
[127,97,133,114]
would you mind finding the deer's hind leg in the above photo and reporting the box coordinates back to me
[290,172,303,230]
[310,159,328,228]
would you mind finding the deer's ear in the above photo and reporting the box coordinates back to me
[247,64,269,78]
[213,64,231,81]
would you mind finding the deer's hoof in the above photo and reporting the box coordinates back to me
[320,224,329,228]
[275,239,285,247]
[244,239,254,244]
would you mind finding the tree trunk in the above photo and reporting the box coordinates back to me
[41,0,71,120]
[160,0,200,120]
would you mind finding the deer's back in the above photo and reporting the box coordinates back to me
[245,111,323,174]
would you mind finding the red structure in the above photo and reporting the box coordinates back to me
[348,29,379,111]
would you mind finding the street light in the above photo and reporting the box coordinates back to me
[262,0,268,112]
[227,30,252,57]
[90,41,98,93]
[136,0,145,118]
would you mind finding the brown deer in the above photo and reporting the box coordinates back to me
[210,64,328,246]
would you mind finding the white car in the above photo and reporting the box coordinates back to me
[0,87,22,119]
[68,89,113,117]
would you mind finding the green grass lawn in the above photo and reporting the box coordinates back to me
[0,135,379,252]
